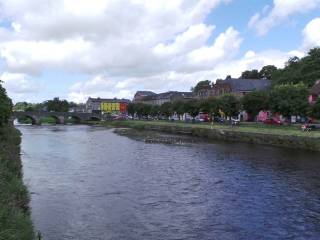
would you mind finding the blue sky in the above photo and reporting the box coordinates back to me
[0,0,319,103]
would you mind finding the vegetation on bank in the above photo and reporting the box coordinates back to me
[0,81,35,239]
[103,120,320,138]
[103,120,320,151]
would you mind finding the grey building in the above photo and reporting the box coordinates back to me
[139,91,195,106]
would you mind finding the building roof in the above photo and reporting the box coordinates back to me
[87,97,131,103]
[142,91,194,101]
[310,80,320,95]
[134,91,156,97]
[218,78,271,92]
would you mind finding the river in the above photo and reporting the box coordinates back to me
[18,125,320,240]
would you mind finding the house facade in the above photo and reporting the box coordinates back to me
[133,91,156,102]
[86,97,131,114]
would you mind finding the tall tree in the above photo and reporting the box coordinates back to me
[219,94,241,123]
[184,100,200,120]
[311,99,320,120]
[127,103,135,118]
[0,81,13,126]
[269,83,309,120]
[259,65,277,80]
[242,91,269,121]
[240,69,261,79]
[272,47,320,87]
[45,97,70,112]
[191,80,211,92]
[160,102,173,119]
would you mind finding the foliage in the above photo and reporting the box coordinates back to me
[160,102,173,118]
[191,80,211,92]
[272,47,320,87]
[219,94,241,120]
[0,126,35,239]
[172,100,186,119]
[150,105,160,118]
[127,103,135,118]
[242,91,269,120]
[184,100,200,119]
[259,65,278,80]
[0,81,13,126]
[44,97,69,112]
[240,69,261,79]
[269,83,309,119]
[311,99,320,119]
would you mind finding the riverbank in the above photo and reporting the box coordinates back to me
[102,120,320,152]
[0,126,34,239]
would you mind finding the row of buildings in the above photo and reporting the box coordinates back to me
[82,78,320,116]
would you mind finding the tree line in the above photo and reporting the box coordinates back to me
[128,82,320,122]
[13,97,77,112]
[0,81,13,126]
[192,47,320,92]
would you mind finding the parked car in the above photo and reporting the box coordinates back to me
[263,118,282,125]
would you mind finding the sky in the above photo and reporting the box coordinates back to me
[0,0,319,103]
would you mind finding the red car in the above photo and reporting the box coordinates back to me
[263,118,282,125]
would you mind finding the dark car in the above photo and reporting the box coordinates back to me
[214,116,225,123]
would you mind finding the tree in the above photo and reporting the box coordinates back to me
[311,99,320,120]
[160,102,173,119]
[0,81,13,126]
[184,100,199,120]
[259,65,277,80]
[127,103,135,118]
[242,91,269,121]
[219,94,241,124]
[191,80,211,92]
[272,47,320,87]
[269,83,309,120]
[198,97,219,121]
[45,97,69,112]
[172,100,186,120]
[134,103,145,119]
[150,105,160,119]
[240,69,261,79]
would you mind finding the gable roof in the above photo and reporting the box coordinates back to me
[221,78,271,92]
[310,80,320,95]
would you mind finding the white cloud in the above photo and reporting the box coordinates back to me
[249,0,320,36]
[302,18,320,50]
[1,72,41,94]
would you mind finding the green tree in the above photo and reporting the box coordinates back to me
[191,80,211,92]
[172,100,186,120]
[269,83,309,121]
[219,94,241,124]
[150,105,160,119]
[311,99,320,119]
[198,97,219,121]
[0,81,13,126]
[134,103,145,119]
[240,69,261,79]
[272,47,320,87]
[45,97,70,112]
[259,65,277,80]
[127,103,135,118]
[160,102,173,119]
[184,100,199,120]
[242,91,269,121]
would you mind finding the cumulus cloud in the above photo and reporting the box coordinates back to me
[302,18,320,50]
[249,0,320,36]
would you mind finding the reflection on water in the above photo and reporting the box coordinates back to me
[19,125,320,240]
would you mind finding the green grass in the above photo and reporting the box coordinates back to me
[0,126,35,240]
[103,120,320,138]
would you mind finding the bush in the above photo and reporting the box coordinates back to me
[0,81,13,126]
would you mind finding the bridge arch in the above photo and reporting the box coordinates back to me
[12,114,40,125]
[67,115,82,124]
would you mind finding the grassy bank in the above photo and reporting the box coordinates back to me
[102,120,320,151]
[0,126,35,240]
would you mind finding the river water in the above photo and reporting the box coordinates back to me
[18,125,320,240]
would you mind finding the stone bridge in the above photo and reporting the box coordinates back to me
[11,111,110,125]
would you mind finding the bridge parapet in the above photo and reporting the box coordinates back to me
[11,111,108,125]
